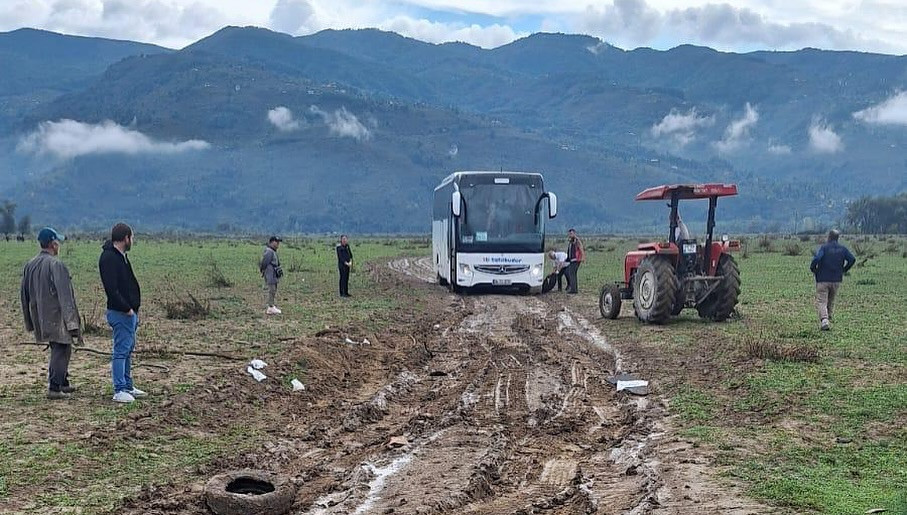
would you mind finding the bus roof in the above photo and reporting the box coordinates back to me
[434,171,544,191]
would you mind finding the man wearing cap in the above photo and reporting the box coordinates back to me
[260,236,283,314]
[20,228,82,400]
[99,222,144,404]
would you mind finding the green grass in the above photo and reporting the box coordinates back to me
[577,234,907,514]
[0,236,429,513]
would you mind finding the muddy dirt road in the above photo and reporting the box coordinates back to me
[127,257,768,514]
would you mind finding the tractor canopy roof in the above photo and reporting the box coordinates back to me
[635,183,738,201]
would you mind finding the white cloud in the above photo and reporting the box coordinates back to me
[2,0,906,53]
[267,106,301,131]
[767,143,792,155]
[651,108,714,146]
[853,91,907,126]
[714,102,759,153]
[309,106,371,141]
[18,119,210,159]
[808,119,843,153]
[379,16,522,48]
[577,0,897,53]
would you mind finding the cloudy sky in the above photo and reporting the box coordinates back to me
[1,0,905,54]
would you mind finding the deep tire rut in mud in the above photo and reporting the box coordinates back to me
[123,256,770,514]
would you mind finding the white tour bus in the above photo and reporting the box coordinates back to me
[432,171,557,292]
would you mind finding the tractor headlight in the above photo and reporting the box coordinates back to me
[531,264,544,278]
[459,263,473,277]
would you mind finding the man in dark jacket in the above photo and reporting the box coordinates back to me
[20,228,82,399]
[99,223,144,403]
[337,235,353,297]
[810,229,856,331]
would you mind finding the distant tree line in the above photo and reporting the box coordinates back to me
[1,200,31,241]
[845,193,907,234]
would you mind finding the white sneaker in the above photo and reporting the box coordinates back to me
[129,388,147,398]
[273,306,282,314]
[820,319,831,331]
[113,391,135,403]
[266,306,279,315]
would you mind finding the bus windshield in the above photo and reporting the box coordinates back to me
[457,181,546,253]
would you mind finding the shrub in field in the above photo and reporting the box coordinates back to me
[798,234,812,242]
[162,293,211,320]
[81,294,108,336]
[757,235,773,252]
[781,242,802,256]
[745,336,820,363]
[205,261,233,288]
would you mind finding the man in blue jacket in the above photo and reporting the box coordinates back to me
[810,230,856,331]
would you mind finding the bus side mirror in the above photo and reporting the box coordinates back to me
[547,192,558,219]
[451,191,462,217]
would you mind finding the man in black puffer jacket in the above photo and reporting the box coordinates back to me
[99,223,144,404]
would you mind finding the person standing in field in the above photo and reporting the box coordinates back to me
[99,223,145,404]
[20,228,82,400]
[260,236,283,315]
[565,228,585,294]
[810,229,856,331]
[337,235,353,298]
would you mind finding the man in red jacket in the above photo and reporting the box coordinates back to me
[565,228,585,294]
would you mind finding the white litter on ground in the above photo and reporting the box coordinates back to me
[291,379,306,391]
[247,366,267,382]
[616,380,648,391]
[362,338,371,346]
[249,359,268,370]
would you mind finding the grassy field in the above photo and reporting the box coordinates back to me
[574,233,907,514]
[0,233,905,513]
[0,236,429,513]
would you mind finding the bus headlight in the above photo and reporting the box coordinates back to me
[459,263,473,277]
[531,264,543,278]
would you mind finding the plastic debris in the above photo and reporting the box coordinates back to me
[247,366,267,382]
[249,359,268,370]
[606,373,649,396]
[362,338,371,346]
[344,338,357,345]
[291,379,306,391]
[616,380,649,391]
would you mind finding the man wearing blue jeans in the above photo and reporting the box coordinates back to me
[99,223,145,403]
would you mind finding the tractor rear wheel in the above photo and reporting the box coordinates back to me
[599,284,622,319]
[697,254,741,321]
[633,256,679,324]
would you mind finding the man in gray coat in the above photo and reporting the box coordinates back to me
[260,236,283,315]
[20,227,83,399]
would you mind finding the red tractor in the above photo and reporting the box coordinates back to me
[600,184,742,324]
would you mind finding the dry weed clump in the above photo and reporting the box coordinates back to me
[162,293,211,320]
[781,241,802,256]
[205,260,233,288]
[745,335,820,363]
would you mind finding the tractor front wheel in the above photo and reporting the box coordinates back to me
[633,256,679,324]
[697,254,741,321]
[599,284,622,319]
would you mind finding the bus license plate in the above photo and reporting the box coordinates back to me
[493,279,512,286]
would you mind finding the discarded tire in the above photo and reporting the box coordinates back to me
[204,469,296,515]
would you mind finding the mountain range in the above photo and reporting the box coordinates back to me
[1,26,906,234]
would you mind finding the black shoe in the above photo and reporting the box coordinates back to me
[61,385,76,394]
[47,390,71,400]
